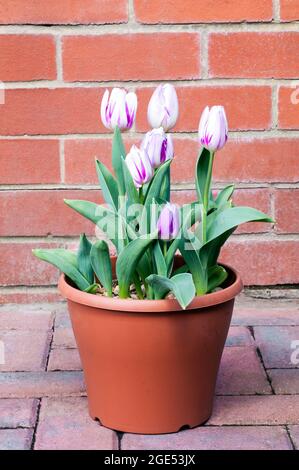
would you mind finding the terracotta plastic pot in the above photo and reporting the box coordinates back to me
[59,257,242,434]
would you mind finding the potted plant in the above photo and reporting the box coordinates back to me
[33,84,273,434]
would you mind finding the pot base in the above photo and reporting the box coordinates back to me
[89,411,212,435]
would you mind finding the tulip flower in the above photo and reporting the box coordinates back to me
[157,203,180,240]
[198,106,228,152]
[125,145,153,188]
[147,84,179,131]
[141,127,174,169]
[101,88,137,131]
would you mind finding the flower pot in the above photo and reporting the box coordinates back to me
[58,257,243,434]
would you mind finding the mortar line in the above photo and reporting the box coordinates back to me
[285,425,296,450]
[30,398,42,450]
[273,0,281,22]
[200,29,209,79]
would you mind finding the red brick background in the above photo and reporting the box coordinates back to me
[0,0,298,302]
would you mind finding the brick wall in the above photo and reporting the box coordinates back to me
[0,0,298,303]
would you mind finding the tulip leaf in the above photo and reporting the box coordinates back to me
[90,240,113,296]
[144,159,172,207]
[196,146,210,204]
[146,273,196,310]
[179,231,207,295]
[159,166,171,202]
[112,126,126,196]
[207,265,228,292]
[207,206,274,242]
[77,234,94,285]
[121,157,139,204]
[32,249,90,291]
[215,185,235,208]
[95,159,119,211]
[153,241,167,277]
[116,233,157,298]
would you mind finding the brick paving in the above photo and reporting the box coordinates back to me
[0,298,298,450]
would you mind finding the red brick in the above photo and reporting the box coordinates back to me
[48,349,81,371]
[0,243,61,286]
[0,330,51,371]
[280,0,299,21]
[0,371,85,398]
[0,398,38,428]
[0,0,128,24]
[226,326,254,347]
[216,347,271,395]
[254,326,299,368]
[122,426,290,450]
[0,34,56,81]
[65,139,113,184]
[220,240,299,285]
[0,429,33,450]
[278,86,299,129]
[233,300,299,326]
[0,140,60,184]
[0,290,62,305]
[170,138,299,184]
[52,328,76,349]
[0,309,54,331]
[209,33,299,78]
[137,86,271,132]
[0,88,106,135]
[209,395,299,425]
[35,397,117,450]
[0,189,102,236]
[135,0,272,23]
[63,33,200,81]
[274,190,299,233]
[215,138,299,183]
[269,370,299,394]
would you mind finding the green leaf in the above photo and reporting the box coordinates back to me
[215,185,234,208]
[116,233,157,298]
[196,146,210,204]
[144,160,172,207]
[77,234,94,285]
[121,157,139,204]
[207,206,274,242]
[112,126,126,196]
[32,249,90,291]
[159,165,170,202]
[90,240,113,296]
[64,199,135,252]
[146,273,196,310]
[179,231,207,295]
[95,159,119,211]
[207,265,228,292]
[84,283,99,294]
[153,241,167,277]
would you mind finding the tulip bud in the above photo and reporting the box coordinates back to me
[101,88,137,131]
[125,145,153,188]
[198,106,228,152]
[157,203,180,240]
[141,127,174,169]
[147,84,179,131]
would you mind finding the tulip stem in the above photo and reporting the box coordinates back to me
[163,241,168,258]
[202,151,215,244]
[139,187,144,204]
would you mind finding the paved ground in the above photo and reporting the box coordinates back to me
[0,297,299,450]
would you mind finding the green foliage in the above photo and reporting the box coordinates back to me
[34,115,274,308]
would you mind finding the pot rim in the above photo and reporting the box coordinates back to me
[58,260,243,313]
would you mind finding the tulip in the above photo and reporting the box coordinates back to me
[147,84,179,131]
[157,203,180,240]
[198,106,228,152]
[141,127,174,168]
[125,145,153,188]
[101,88,137,131]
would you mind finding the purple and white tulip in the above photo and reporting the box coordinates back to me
[147,84,179,132]
[141,127,174,169]
[101,88,137,131]
[198,106,228,152]
[125,145,153,188]
[157,203,180,240]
